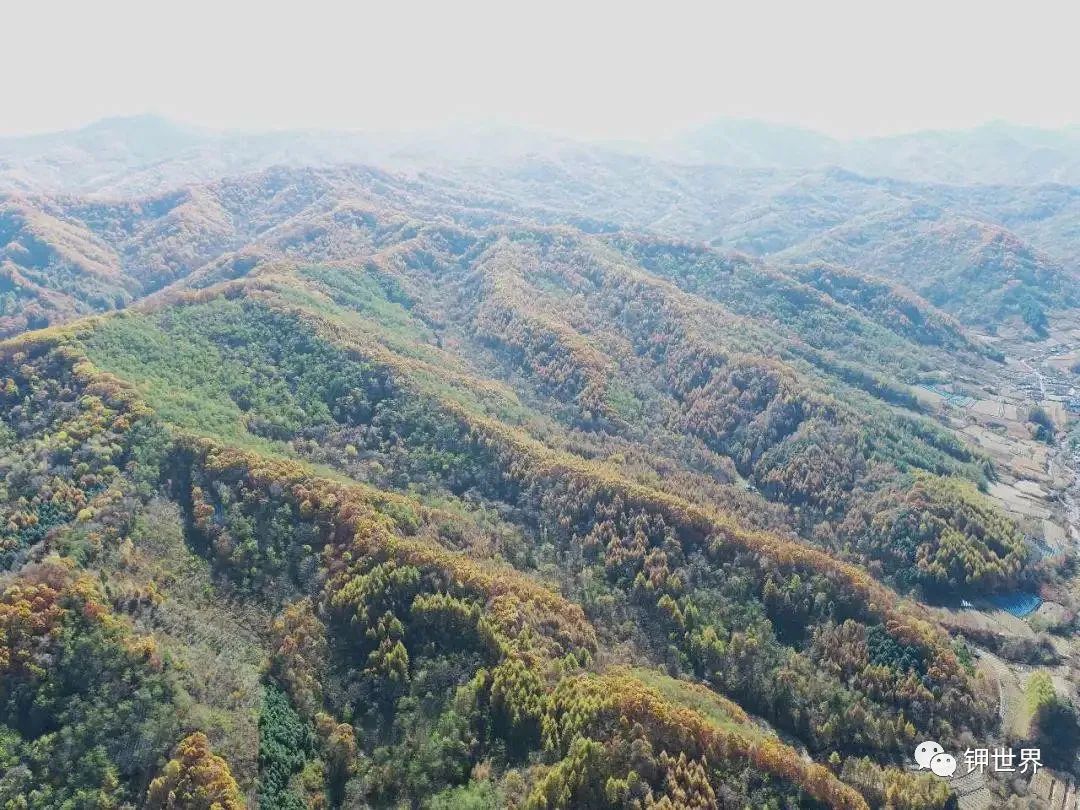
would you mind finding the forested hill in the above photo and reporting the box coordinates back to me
[6,115,1080,337]
[0,123,1077,809]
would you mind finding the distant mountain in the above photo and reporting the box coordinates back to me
[0,164,442,334]
[778,209,1079,333]
[0,115,214,192]
[10,115,1080,196]
[8,147,1078,344]
[847,122,1080,185]
[0,116,580,197]
[668,118,838,168]
[424,153,1080,335]
[670,118,1080,185]
[0,198,134,333]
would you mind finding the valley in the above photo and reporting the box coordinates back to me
[924,320,1080,810]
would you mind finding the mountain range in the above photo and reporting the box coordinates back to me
[1,116,1078,809]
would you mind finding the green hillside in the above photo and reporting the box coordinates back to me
[0,136,1076,809]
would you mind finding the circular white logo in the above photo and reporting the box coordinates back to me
[914,741,944,769]
[930,753,957,778]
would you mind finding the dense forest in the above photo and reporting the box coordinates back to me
[1,118,1079,809]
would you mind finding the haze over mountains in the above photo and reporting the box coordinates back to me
[2,115,1080,809]
[9,115,1080,190]
[3,114,1080,339]
[673,118,1080,185]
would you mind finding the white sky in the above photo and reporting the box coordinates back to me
[7,0,1080,140]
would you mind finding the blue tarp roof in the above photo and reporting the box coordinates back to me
[989,592,1043,618]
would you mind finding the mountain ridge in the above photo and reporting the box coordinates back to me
[1,117,1077,809]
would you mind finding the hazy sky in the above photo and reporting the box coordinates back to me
[8,0,1080,139]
